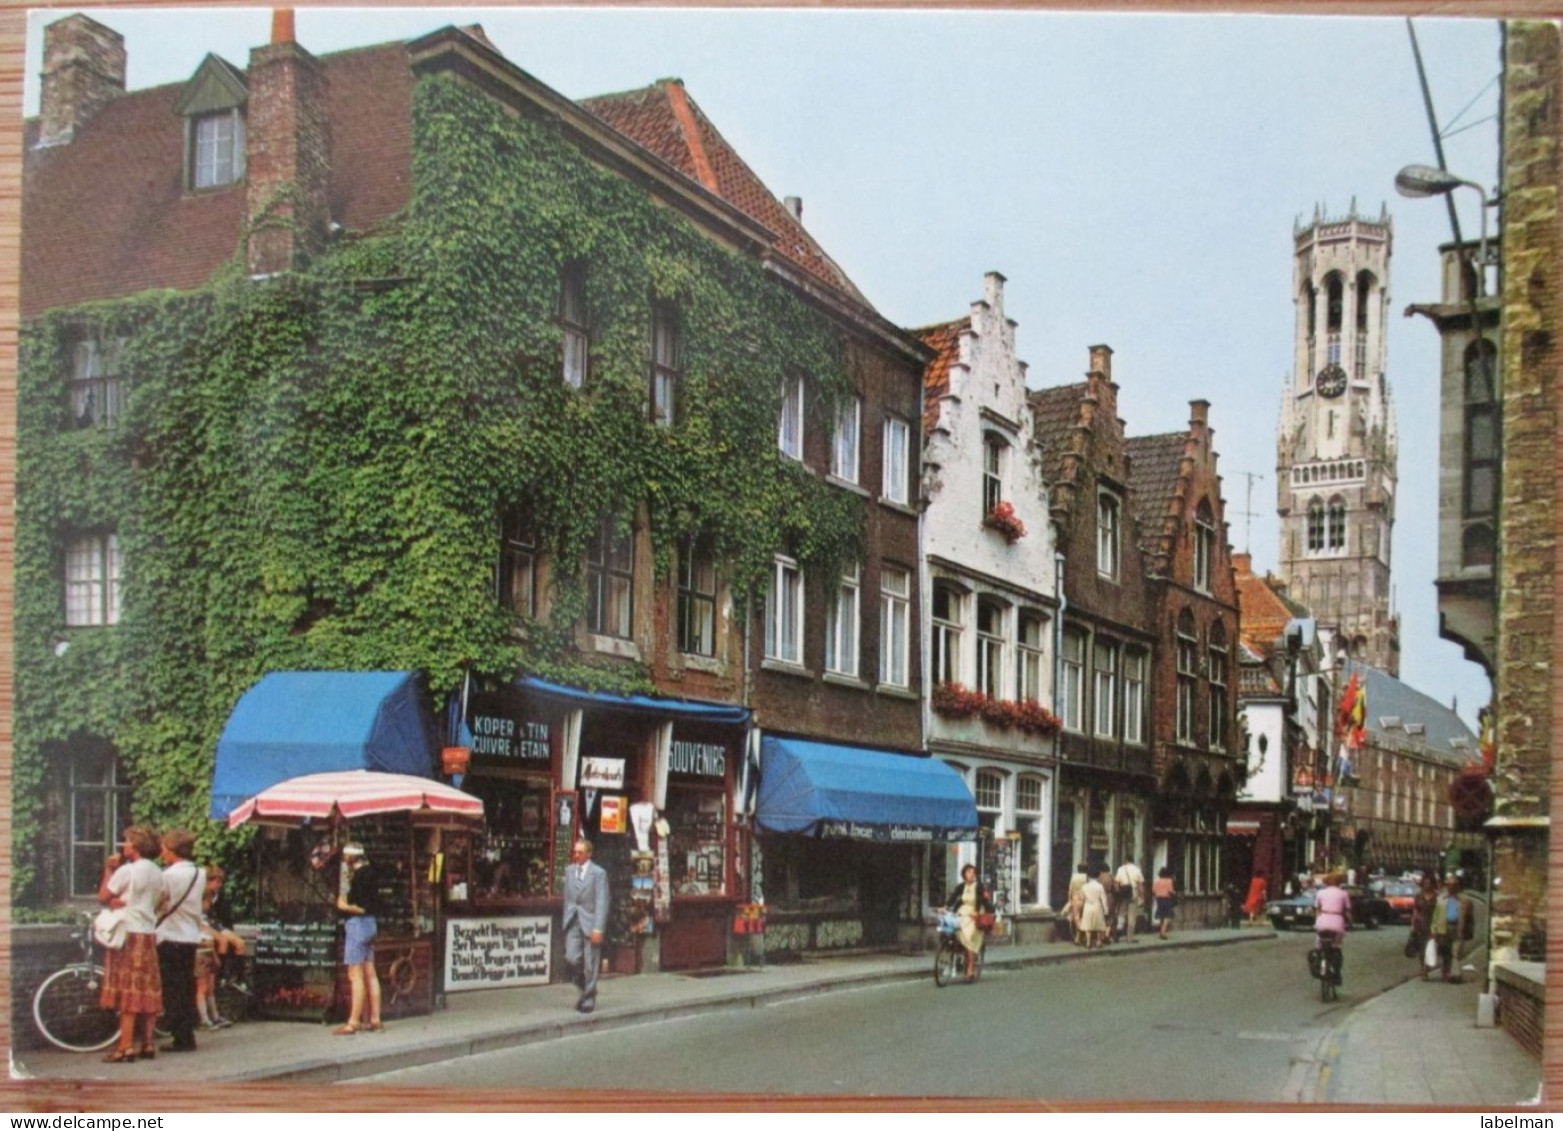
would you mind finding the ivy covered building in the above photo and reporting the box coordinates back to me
[19,12,956,970]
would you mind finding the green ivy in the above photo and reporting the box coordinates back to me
[13,72,863,907]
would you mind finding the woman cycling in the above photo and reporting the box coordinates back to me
[945,864,995,983]
[1313,869,1352,979]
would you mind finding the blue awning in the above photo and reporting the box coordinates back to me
[513,675,750,725]
[209,671,439,820]
[756,736,978,842]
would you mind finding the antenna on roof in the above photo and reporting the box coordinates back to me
[1230,469,1265,554]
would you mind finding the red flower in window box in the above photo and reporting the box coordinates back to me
[930,683,1061,738]
[931,682,985,719]
[984,501,1026,543]
[1012,698,1063,737]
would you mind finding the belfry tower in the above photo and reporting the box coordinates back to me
[1276,202,1400,676]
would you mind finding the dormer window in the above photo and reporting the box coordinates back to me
[192,109,245,189]
[178,54,249,192]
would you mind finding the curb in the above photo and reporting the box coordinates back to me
[218,929,1277,1084]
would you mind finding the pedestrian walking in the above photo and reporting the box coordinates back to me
[1079,870,1110,950]
[1113,860,1146,942]
[1242,874,1268,923]
[1406,872,1438,975]
[1067,862,1089,946]
[1430,874,1474,983]
[97,825,164,1063]
[1153,867,1176,940]
[155,830,206,1053]
[334,843,384,1034]
[562,838,609,1013]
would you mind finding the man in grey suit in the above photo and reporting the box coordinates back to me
[563,838,609,1013]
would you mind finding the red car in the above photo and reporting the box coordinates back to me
[1374,879,1420,923]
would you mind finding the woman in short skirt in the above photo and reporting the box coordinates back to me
[98,825,164,1062]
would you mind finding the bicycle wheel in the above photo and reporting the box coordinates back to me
[933,939,960,987]
[33,965,118,1052]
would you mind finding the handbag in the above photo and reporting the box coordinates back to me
[975,911,997,932]
[93,907,128,950]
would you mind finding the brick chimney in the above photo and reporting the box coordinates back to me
[1232,551,1252,576]
[245,10,330,275]
[37,14,126,147]
[1088,344,1113,384]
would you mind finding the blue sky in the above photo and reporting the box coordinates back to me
[22,7,1503,726]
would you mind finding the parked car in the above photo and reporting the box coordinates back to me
[1267,886,1390,931]
[1372,879,1420,923]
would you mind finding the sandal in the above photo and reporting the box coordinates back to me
[102,1048,137,1064]
[139,1045,157,1060]
[365,1022,384,1032]
[332,1024,360,1036]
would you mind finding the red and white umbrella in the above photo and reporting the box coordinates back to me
[226,769,485,828]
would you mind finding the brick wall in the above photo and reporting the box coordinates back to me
[1495,962,1545,1058]
[11,924,92,1052]
[38,14,125,147]
[245,38,332,275]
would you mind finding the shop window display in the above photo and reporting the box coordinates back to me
[453,775,553,901]
[666,789,726,896]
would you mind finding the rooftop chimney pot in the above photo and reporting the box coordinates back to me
[271,8,296,44]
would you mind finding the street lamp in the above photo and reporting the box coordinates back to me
[1394,164,1494,297]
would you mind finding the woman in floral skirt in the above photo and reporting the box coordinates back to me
[98,825,164,1062]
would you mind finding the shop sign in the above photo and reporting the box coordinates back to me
[580,756,625,789]
[819,821,969,843]
[601,794,626,834]
[669,740,726,777]
[444,916,551,991]
[469,696,550,761]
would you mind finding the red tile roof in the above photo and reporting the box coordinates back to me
[1234,557,1298,655]
[22,41,414,318]
[1124,431,1188,563]
[582,80,871,308]
[915,318,965,436]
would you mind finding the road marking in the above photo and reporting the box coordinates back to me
[1236,1029,1329,1042]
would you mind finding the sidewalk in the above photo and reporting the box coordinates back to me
[12,927,1264,1086]
[1294,960,1543,1106]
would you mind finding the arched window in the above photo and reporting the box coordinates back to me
[982,434,1007,514]
[1194,500,1217,593]
[1327,497,1347,551]
[1354,270,1375,379]
[1097,492,1121,579]
[1325,273,1345,364]
[1175,610,1198,745]
[1306,498,1325,552]
[1207,621,1229,750]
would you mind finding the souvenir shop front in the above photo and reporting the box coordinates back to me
[439,677,750,983]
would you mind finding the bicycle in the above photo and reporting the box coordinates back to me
[32,912,118,1052]
[932,911,985,987]
[1308,930,1343,1002]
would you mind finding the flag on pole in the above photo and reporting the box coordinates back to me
[1336,671,1366,750]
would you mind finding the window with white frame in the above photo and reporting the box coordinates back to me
[931,582,963,686]
[831,396,860,483]
[1017,612,1046,702]
[677,538,716,656]
[1122,649,1146,744]
[1208,621,1229,750]
[1097,492,1121,579]
[1016,774,1044,905]
[879,567,910,687]
[650,302,680,427]
[65,533,121,627]
[1060,627,1085,731]
[764,555,803,664]
[67,337,126,429]
[779,374,805,460]
[883,417,910,505]
[974,768,1004,812]
[498,511,537,618]
[1175,610,1197,744]
[976,597,1006,699]
[586,518,634,638]
[825,563,860,676]
[1093,639,1118,737]
[1194,501,1216,593]
[190,109,245,190]
[559,263,589,389]
[982,434,1006,513]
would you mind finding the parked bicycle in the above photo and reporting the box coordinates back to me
[32,912,117,1052]
[932,911,985,987]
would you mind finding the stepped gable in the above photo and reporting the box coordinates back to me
[1124,430,1187,570]
[915,317,965,435]
[1028,381,1090,519]
[583,80,871,308]
[23,39,414,317]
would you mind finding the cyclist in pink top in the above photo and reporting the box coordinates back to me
[1314,871,1352,940]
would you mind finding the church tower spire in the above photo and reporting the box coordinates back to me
[1276,204,1400,675]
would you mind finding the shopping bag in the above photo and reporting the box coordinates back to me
[1423,937,1439,969]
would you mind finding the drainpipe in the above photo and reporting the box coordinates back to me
[1049,548,1067,909]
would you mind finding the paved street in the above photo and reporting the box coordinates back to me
[360,928,1500,1103]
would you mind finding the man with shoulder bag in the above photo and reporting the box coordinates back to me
[1113,860,1146,943]
[155,830,207,1052]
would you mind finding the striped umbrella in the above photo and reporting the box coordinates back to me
[226,769,484,828]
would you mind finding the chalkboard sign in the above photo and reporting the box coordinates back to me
[444,916,551,991]
[551,791,576,897]
[254,919,338,1019]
